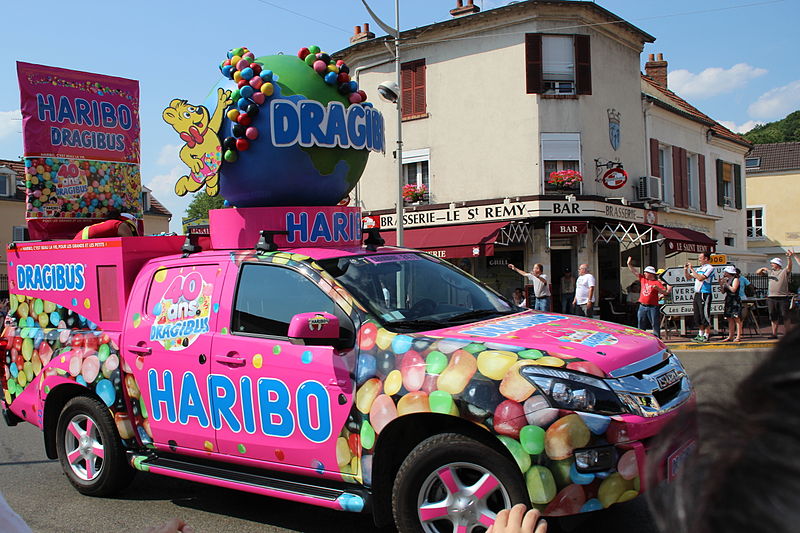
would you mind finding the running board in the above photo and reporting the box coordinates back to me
[128,452,368,513]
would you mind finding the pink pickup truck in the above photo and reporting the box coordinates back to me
[1,206,694,532]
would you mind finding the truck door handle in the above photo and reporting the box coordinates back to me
[213,354,246,367]
[127,345,152,356]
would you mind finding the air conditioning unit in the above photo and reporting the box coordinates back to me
[637,176,662,201]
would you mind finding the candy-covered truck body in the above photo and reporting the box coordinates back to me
[1,206,694,532]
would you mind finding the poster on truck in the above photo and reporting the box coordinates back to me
[17,62,142,239]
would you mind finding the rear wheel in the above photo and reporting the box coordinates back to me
[392,433,528,533]
[56,396,134,496]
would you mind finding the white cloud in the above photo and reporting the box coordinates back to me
[668,63,767,99]
[145,165,193,232]
[0,109,22,140]
[747,80,800,120]
[718,120,761,134]
[156,143,182,167]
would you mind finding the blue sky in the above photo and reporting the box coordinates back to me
[0,0,796,230]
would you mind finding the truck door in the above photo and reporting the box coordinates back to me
[209,261,355,476]
[122,262,228,453]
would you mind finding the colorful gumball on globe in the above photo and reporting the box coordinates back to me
[204,46,384,207]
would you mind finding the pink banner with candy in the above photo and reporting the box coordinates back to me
[17,62,142,240]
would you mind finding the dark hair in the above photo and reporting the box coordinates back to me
[699,252,711,260]
[648,328,800,533]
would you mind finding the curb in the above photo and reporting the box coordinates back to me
[665,340,778,350]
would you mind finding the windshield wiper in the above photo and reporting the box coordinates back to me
[386,319,448,331]
[445,309,512,323]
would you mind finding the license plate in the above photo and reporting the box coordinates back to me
[667,440,696,481]
[656,369,680,390]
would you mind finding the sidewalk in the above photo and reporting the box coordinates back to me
[661,321,783,350]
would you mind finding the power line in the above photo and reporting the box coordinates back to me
[252,0,352,34]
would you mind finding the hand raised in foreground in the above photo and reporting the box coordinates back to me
[487,504,547,533]
[145,519,195,533]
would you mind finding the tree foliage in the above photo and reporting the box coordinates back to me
[744,110,800,144]
[185,192,227,220]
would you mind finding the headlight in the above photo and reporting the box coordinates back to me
[519,366,627,415]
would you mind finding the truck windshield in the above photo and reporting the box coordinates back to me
[317,252,517,331]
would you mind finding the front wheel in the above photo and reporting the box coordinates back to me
[393,433,528,533]
[56,396,134,496]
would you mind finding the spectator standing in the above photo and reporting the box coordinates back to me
[626,257,671,337]
[685,252,716,342]
[508,263,550,311]
[736,267,751,300]
[560,267,576,314]
[757,250,795,338]
[573,263,596,317]
[720,265,743,342]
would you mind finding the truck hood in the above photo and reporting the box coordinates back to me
[431,311,665,376]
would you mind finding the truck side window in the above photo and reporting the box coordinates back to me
[232,263,340,338]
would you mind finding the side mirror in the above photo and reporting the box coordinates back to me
[288,312,340,343]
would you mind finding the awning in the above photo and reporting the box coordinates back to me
[651,225,716,255]
[381,221,510,258]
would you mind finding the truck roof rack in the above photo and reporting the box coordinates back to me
[363,228,384,252]
[256,230,289,253]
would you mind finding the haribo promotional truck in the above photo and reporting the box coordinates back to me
[3,47,695,532]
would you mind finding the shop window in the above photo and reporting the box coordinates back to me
[747,207,764,239]
[525,34,591,95]
[401,59,427,119]
[541,133,581,193]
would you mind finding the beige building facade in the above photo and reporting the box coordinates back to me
[0,158,172,297]
[337,1,752,315]
[745,142,800,267]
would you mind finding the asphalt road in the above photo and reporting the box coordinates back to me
[0,347,771,533]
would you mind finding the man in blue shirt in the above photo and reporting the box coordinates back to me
[685,252,716,342]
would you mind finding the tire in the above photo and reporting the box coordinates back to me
[392,433,528,533]
[55,396,135,496]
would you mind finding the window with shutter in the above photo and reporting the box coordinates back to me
[401,60,427,120]
[574,35,592,95]
[525,34,591,96]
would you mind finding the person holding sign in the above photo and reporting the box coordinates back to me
[627,257,671,338]
[757,250,795,338]
[720,265,743,342]
[685,252,716,342]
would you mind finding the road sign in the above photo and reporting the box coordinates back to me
[660,264,733,287]
[710,254,727,265]
[667,284,725,304]
[661,302,724,316]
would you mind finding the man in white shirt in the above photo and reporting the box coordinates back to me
[573,263,596,317]
[508,263,550,311]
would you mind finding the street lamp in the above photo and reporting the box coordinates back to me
[361,0,404,246]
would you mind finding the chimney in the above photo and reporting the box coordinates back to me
[350,22,375,44]
[450,0,480,17]
[645,53,668,89]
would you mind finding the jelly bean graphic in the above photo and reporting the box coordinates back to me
[569,461,595,485]
[369,394,398,434]
[397,391,430,416]
[435,338,470,354]
[580,498,604,513]
[463,343,487,354]
[425,350,448,375]
[544,414,591,460]
[420,373,439,394]
[399,351,425,392]
[81,355,100,383]
[68,354,82,377]
[462,378,504,414]
[125,374,141,399]
[477,350,518,380]
[526,465,557,504]
[524,395,559,427]
[384,370,403,396]
[548,458,574,490]
[544,484,586,516]
[597,473,634,508]
[497,435,531,473]
[356,378,382,414]
[358,322,378,351]
[437,349,477,394]
[360,421,376,450]
[114,412,135,439]
[534,356,567,368]
[577,413,611,435]
[494,400,526,439]
[519,425,546,455]
[616,449,639,480]
[392,334,413,355]
[336,437,351,468]
[375,352,396,379]
[429,390,454,414]
[356,353,377,384]
[375,328,395,350]
[499,361,537,402]
[95,378,116,407]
